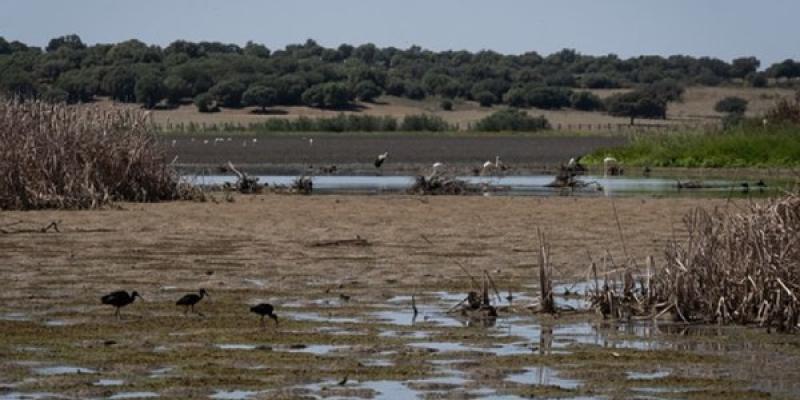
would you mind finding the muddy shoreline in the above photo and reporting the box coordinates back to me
[2,196,799,399]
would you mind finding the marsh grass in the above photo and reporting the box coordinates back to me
[586,125,800,168]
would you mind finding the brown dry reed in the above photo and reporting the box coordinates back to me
[652,193,800,331]
[592,193,800,332]
[0,99,181,210]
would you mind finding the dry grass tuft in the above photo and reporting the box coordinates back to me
[591,192,800,332]
[0,99,181,210]
[652,192,800,331]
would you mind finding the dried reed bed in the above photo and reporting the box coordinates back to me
[591,193,800,332]
[652,193,800,331]
[0,100,180,210]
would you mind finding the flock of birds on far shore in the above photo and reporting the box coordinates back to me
[100,289,278,325]
[171,137,770,192]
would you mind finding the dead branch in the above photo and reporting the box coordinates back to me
[310,236,369,248]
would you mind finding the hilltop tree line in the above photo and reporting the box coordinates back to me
[1,34,798,116]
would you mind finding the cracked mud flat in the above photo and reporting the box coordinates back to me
[2,195,800,399]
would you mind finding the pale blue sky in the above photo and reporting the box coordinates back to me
[2,0,798,65]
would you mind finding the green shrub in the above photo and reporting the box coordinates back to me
[193,93,218,113]
[472,109,550,132]
[715,96,748,114]
[571,91,604,111]
[440,99,453,111]
[526,87,572,109]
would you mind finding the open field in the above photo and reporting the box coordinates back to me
[135,87,799,130]
[2,196,800,399]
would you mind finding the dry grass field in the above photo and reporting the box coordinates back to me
[2,195,800,399]
[115,86,800,130]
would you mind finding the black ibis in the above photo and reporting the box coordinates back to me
[250,303,279,325]
[374,152,388,169]
[176,289,209,315]
[101,290,142,319]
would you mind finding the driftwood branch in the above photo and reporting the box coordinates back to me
[310,236,370,247]
[0,220,61,234]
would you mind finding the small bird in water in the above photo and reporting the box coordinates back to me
[250,303,279,326]
[176,289,209,315]
[101,290,142,319]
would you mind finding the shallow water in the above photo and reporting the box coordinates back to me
[0,393,62,400]
[209,390,259,400]
[108,392,159,399]
[94,379,125,386]
[33,366,95,376]
[506,366,582,389]
[184,174,773,197]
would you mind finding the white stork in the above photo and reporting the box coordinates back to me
[374,152,389,169]
[603,156,619,177]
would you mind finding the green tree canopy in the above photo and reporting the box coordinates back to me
[605,91,666,124]
[714,96,748,115]
[46,34,86,53]
[209,79,247,108]
[135,72,166,109]
[355,80,381,102]
[243,85,278,111]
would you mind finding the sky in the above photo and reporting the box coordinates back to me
[2,0,798,65]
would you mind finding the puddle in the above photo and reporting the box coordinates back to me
[34,366,96,375]
[506,366,582,389]
[94,379,125,386]
[315,326,366,336]
[210,390,259,400]
[148,367,174,378]
[216,343,345,355]
[242,279,265,288]
[410,373,469,387]
[42,320,72,327]
[627,370,671,380]
[108,392,159,399]
[16,347,46,353]
[370,309,465,327]
[283,344,346,355]
[633,386,697,394]
[0,393,61,400]
[289,311,360,324]
[302,379,423,400]
[552,322,655,350]
[360,359,394,367]
[378,329,430,339]
[407,341,533,356]
[408,342,478,353]
[215,344,258,351]
[430,291,471,304]
[0,313,31,322]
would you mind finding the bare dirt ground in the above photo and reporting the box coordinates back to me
[125,86,797,129]
[2,196,799,399]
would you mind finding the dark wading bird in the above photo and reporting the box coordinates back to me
[250,303,279,326]
[176,289,209,315]
[101,290,142,319]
